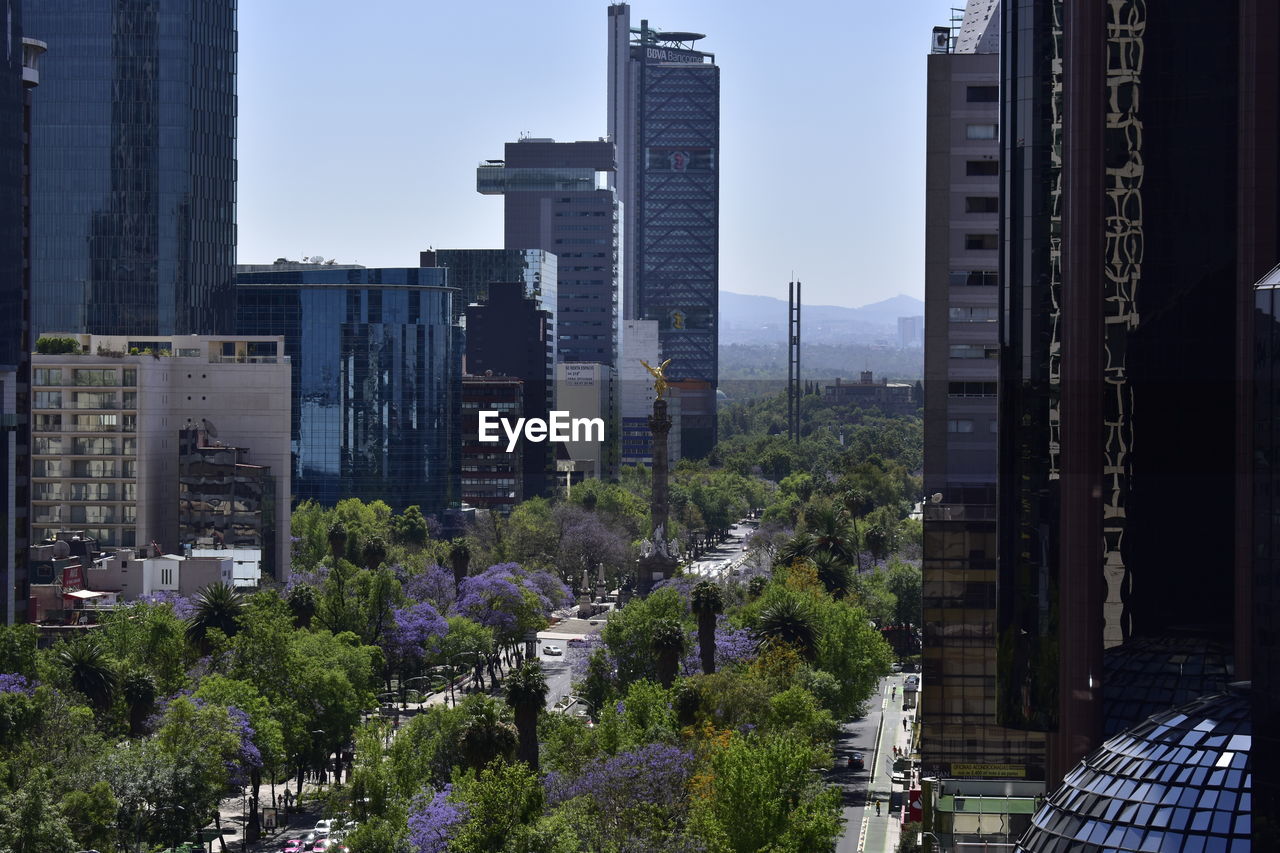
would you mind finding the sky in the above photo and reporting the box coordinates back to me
[237,1,955,310]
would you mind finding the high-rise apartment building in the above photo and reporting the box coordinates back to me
[921,0,1046,780]
[29,335,290,578]
[26,0,237,337]
[608,3,719,458]
[996,0,1280,789]
[477,139,617,367]
[461,375,524,513]
[236,266,460,518]
[465,282,555,500]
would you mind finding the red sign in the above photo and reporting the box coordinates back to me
[62,564,84,591]
[908,789,923,823]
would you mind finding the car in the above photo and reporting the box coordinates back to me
[891,662,902,672]
[567,637,586,648]
[282,841,306,853]
[848,752,865,770]
[314,820,334,834]
[544,645,563,656]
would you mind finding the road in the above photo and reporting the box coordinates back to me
[832,674,913,853]
[686,521,756,579]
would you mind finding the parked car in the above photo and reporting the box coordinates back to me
[544,645,563,656]
[314,820,334,834]
[567,637,586,648]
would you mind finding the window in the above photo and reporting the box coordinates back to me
[948,382,998,397]
[949,270,999,287]
[949,307,998,323]
[73,369,119,386]
[967,85,998,102]
[33,368,62,386]
[947,419,975,433]
[33,391,62,409]
[950,345,999,359]
[966,123,998,140]
[966,160,999,176]
[965,233,999,251]
[966,196,999,213]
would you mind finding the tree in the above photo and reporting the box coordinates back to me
[449,540,471,591]
[504,660,549,771]
[362,535,389,572]
[457,696,517,772]
[287,582,318,628]
[120,667,156,736]
[61,781,117,853]
[186,581,244,648]
[448,761,545,853]
[328,522,349,563]
[651,618,686,689]
[812,551,851,600]
[0,771,76,853]
[56,637,116,711]
[886,561,923,627]
[691,580,724,675]
[805,501,860,566]
[754,593,820,662]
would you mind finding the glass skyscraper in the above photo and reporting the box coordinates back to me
[26,0,237,338]
[609,3,719,458]
[236,267,461,519]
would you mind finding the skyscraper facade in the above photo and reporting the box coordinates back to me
[921,0,1046,780]
[996,0,1280,785]
[236,267,460,518]
[419,248,557,333]
[26,0,237,338]
[608,3,719,458]
[477,139,616,367]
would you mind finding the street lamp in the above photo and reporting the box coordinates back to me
[310,729,326,788]
[917,830,942,852]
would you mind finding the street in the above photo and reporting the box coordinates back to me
[832,673,913,853]
[686,520,755,579]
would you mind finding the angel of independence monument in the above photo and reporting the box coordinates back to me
[637,358,680,596]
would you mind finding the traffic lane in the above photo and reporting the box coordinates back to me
[831,681,887,853]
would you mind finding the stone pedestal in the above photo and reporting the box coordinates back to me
[637,553,678,598]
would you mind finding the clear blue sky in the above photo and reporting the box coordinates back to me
[237,1,954,309]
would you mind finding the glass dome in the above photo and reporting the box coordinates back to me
[1102,632,1235,737]
[1016,684,1251,852]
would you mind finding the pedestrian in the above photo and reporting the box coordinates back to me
[875,799,881,816]
[904,718,909,730]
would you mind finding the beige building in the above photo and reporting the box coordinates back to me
[30,334,291,578]
[554,362,615,483]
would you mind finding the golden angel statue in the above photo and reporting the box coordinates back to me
[640,358,673,400]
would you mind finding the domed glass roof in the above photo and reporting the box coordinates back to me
[1016,685,1251,852]
[1102,632,1234,737]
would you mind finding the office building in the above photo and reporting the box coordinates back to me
[0,17,44,624]
[608,3,719,458]
[461,375,524,513]
[996,0,1280,791]
[920,0,1045,781]
[26,0,237,338]
[29,335,291,578]
[477,139,617,366]
[236,265,460,519]
[619,319,680,467]
[420,248,557,334]
[465,282,554,499]
[555,362,614,482]
[898,315,925,349]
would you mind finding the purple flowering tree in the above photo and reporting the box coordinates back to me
[680,617,757,677]
[544,743,696,843]
[456,563,560,686]
[136,590,196,620]
[407,785,468,853]
[404,564,458,613]
[0,673,33,695]
[382,602,449,688]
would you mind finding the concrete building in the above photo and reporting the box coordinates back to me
[619,319,680,467]
[465,282,554,500]
[477,139,617,367]
[920,0,1048,782]
[898,315,925,349]
[608,3,720,458]
[26,0,237,338]
[29,334,291,580]
[236,265,461,518]
[555,362,615,483]
[461,375,524,513]
[824,372,915,413]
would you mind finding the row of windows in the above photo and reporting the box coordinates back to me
[966,160,999,176]
[947,419,999,433]
[965,233,998,251]
[950,344,999,359]
[948,382,998,398]
[33,459,137,478]
[967,85,999,102]
[965,196,999,213]
[950,270,998,287]
[965,123,998,140]
[33,436,138,455]
[949,306,998,322]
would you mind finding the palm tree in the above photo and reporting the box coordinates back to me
[691,580,723,675]
[755,594,820,661]
[807,502,859,566]
[327,522,348,563]
[811,551,851,599]
[777,531,816,567]
[186,581,244,649]
[458,696,518,771]
[361,536,388,572]
[57,638,116,710]
[120,668,157,735]
[504,661,549,771]
[651,618,686,688]
[449,540,471,592]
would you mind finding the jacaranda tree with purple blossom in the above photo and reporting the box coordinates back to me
[406,784,468,853]
[383,602,449,687]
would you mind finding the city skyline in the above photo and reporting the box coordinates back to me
[236,0,953,309]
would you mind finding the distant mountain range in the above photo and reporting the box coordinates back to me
[717,291,924,345]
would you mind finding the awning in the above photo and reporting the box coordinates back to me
[64,589,108,599]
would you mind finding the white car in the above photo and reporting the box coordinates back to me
[544,645,563,656]
[314,820,334,835]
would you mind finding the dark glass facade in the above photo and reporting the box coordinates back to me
[609,5,719,458]
[419,248,556,332]
[178,428,277,578]
[476,140,617,367]
[27,0,237,338]
[465,283,554,499]
[236,268,460,518]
